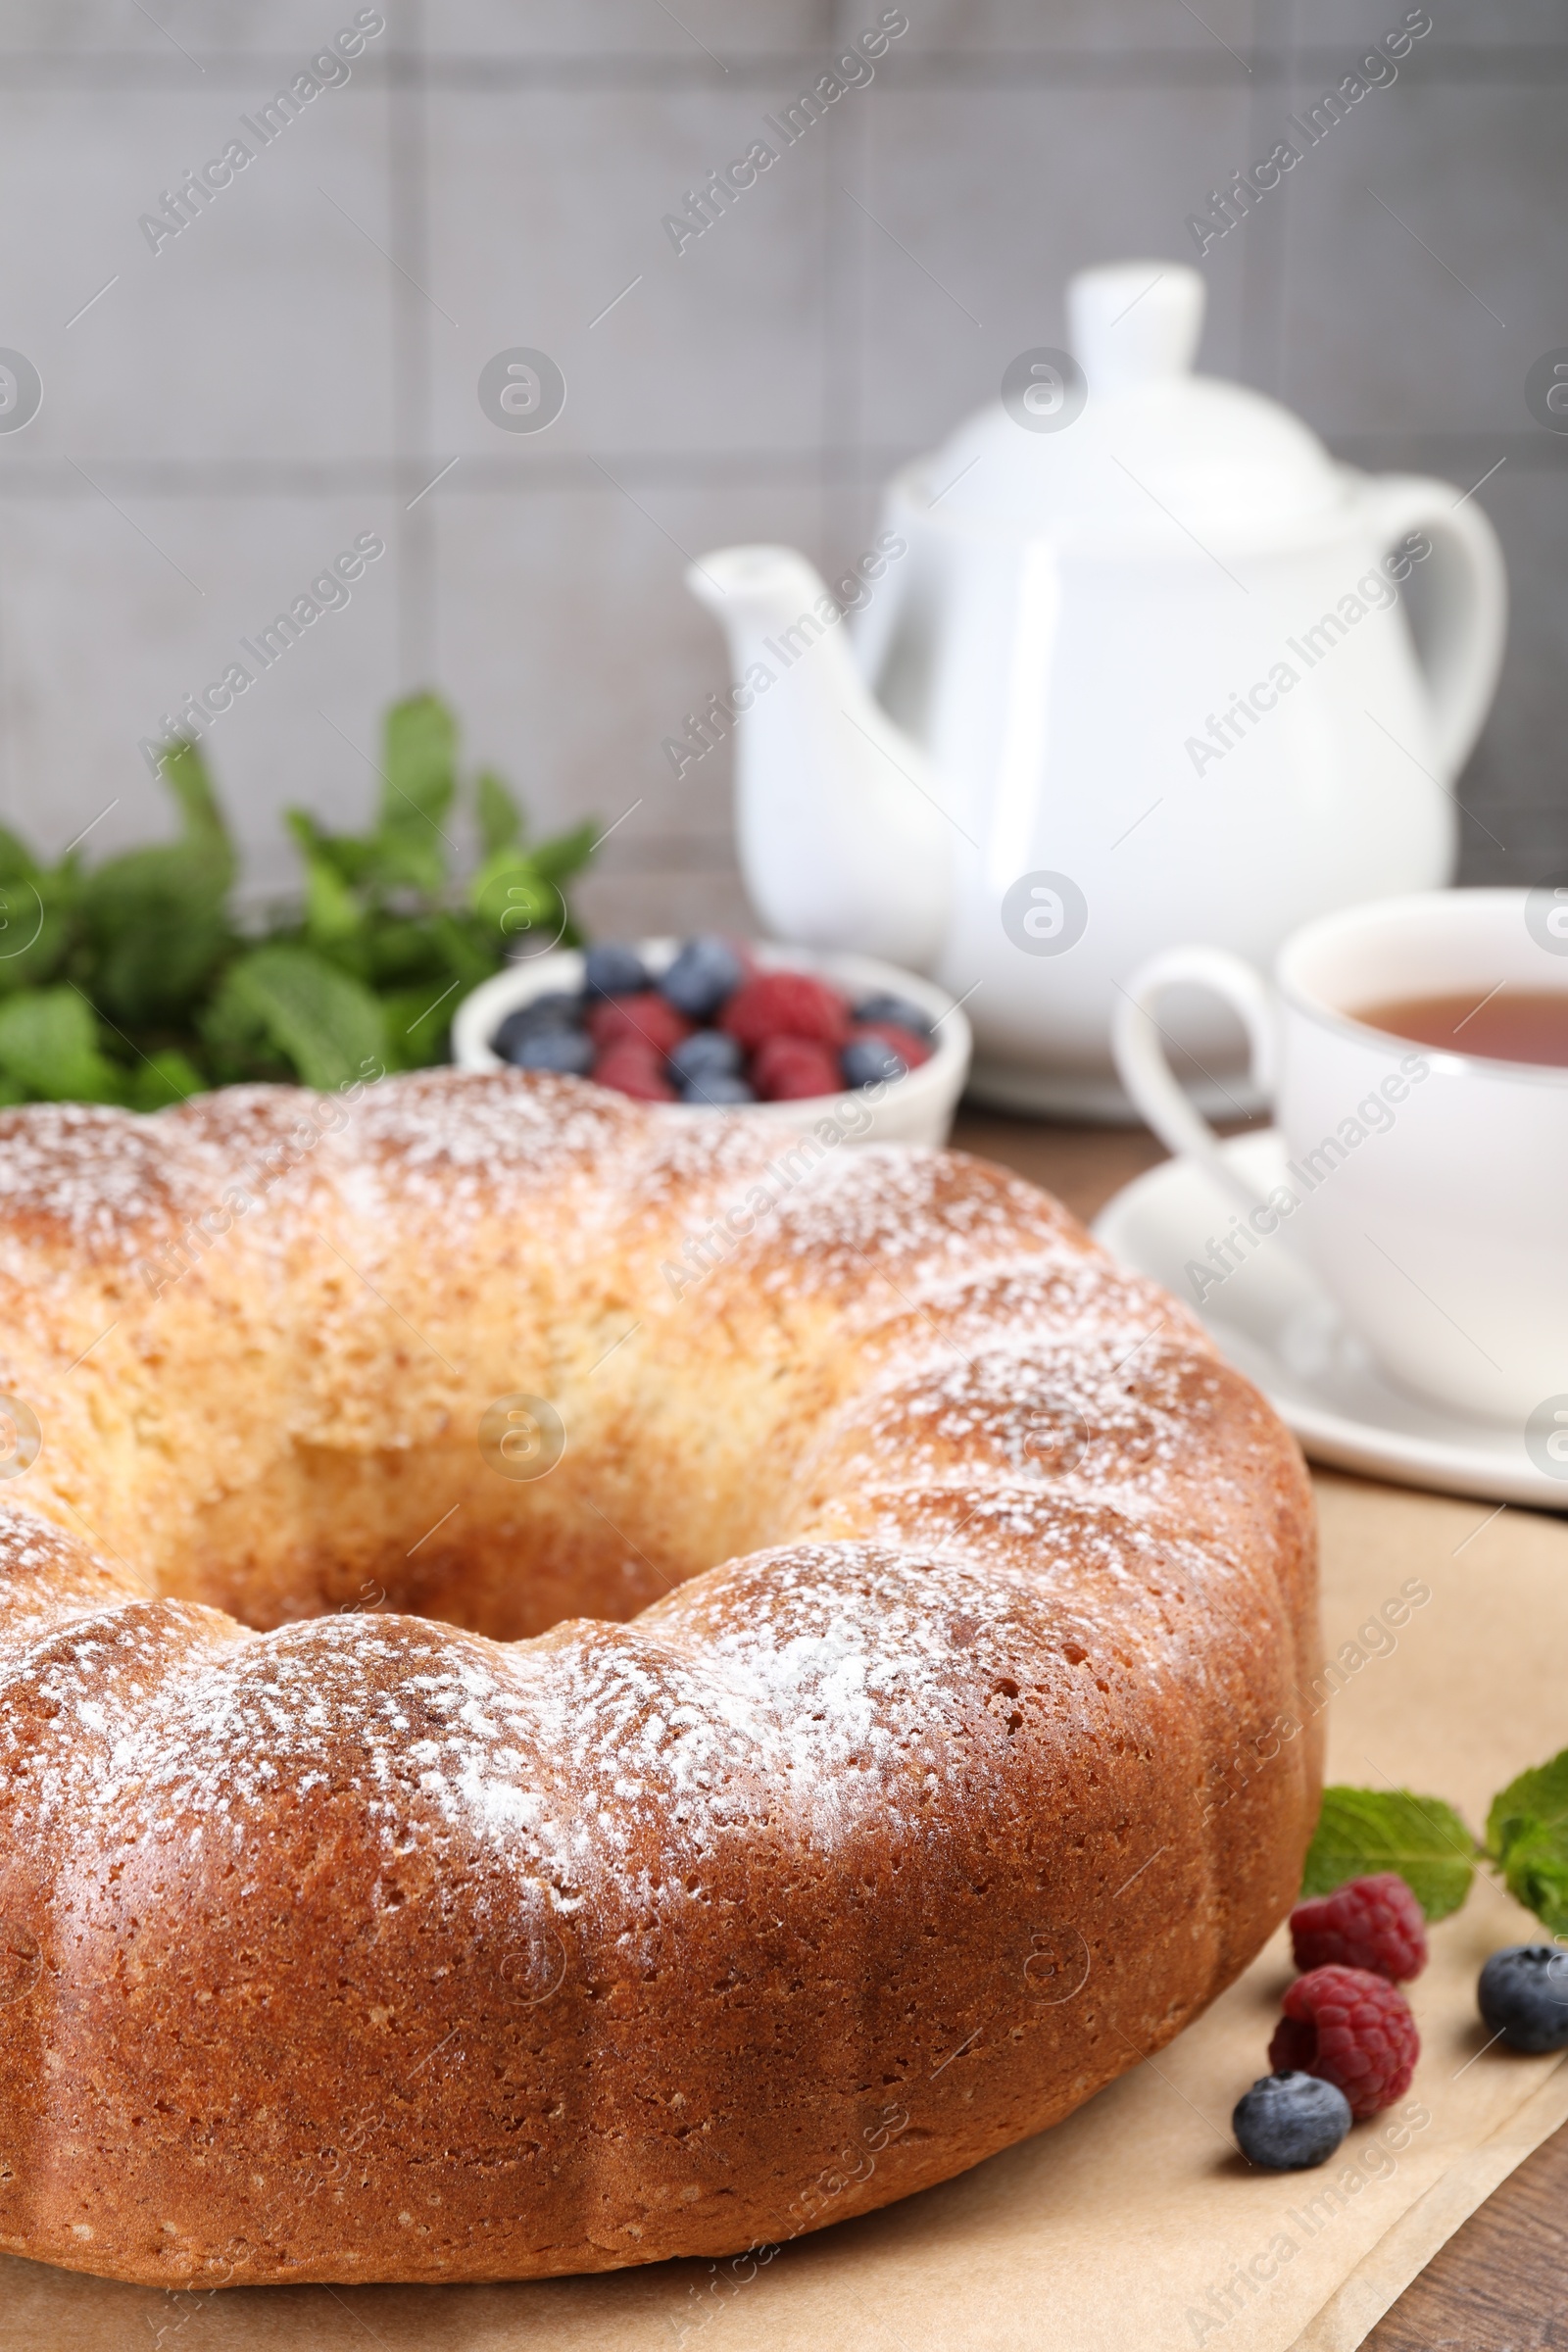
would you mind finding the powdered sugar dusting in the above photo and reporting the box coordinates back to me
[0,1071,1304,2114]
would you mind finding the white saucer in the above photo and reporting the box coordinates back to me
[1093,1129,1567,1512]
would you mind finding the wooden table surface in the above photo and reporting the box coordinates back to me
[951,1107,1568,2352]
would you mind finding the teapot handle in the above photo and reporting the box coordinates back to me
[851,482,919,693]
[1361,472,1507,778]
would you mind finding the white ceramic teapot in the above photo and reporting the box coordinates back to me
[688,261,1506,1117]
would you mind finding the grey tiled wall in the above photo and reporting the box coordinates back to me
[0,0,1561,928]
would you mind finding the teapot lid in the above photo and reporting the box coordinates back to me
[918,263,1345,539]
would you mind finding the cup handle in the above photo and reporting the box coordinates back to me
[1113,947,1280,1222]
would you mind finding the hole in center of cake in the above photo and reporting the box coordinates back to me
[164,1442,706,1638]
[173,1425,741,1642]
[141,1307,814,1644]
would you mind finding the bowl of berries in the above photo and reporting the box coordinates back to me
[452,936,972,1148]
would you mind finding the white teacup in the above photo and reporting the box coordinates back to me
[1113,889,1568,1434]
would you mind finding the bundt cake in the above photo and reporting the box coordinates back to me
[0,1069,1318,2286]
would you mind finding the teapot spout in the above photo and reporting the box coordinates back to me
[686,545,950,970]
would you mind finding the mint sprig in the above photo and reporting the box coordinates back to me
[0,691,599,1103]
[1301,1747,1568,1936]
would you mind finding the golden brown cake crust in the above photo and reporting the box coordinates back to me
[0,1070,1319,2285]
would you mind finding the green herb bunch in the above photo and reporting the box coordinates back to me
[0,693,597,1106]
[1302,1751,1568,1932]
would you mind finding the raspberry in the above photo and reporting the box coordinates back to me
[585,992,692,1058]
[1290,1873,1428,1983]
[591,1042,675,1102]
[721,971,851,1051]
[752,1035,842,1102]
[1268,1965,1418,2119]
[853,1019,932,1070]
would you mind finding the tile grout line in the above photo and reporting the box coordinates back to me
[1240,0,1295,402]
[1,48,1566,91]
[390,0,437,684]
[0,436,1553,507]
[823,14,867,585]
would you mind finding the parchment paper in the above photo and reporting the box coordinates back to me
[2,1472,1562,2352]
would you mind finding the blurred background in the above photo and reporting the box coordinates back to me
[0,0,1559,932]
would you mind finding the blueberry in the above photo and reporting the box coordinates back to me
[680,1072,757,1106]
[1232,2073,1351,2170]
[491,994,584,1061]
[583,943,649,1000]
[659,936,745,1021]
[1478,1944,1568,2053]
[505,1029,595,1076]
[842,1035,908,1089]
[855,992,935,1043]
[669,1030,742,1086]
[519,989,585,1026]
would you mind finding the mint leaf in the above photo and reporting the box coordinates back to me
[207,944,386,1091]
[0,989,127,1103]
[1301,1785,1478,1920]
[379,983,455,1070]
[287,811,367,957]
[1487,1748,1568,1935]
[469,848,557,944]
[0,869,71,997]
[132,1048,205,1110]
[157,736,236,886]
[363,916,450,990]
[383,693,457,831]
[425,910,499,992]
[79,741,235,1024]
[0,824,38,882]
[475,770,521,858]
[81,844,232,1024]
[287,808,380,890]
[375,693,455,893]
[530,817,600,886]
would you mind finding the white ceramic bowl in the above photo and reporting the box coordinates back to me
[451,939,972,1149]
